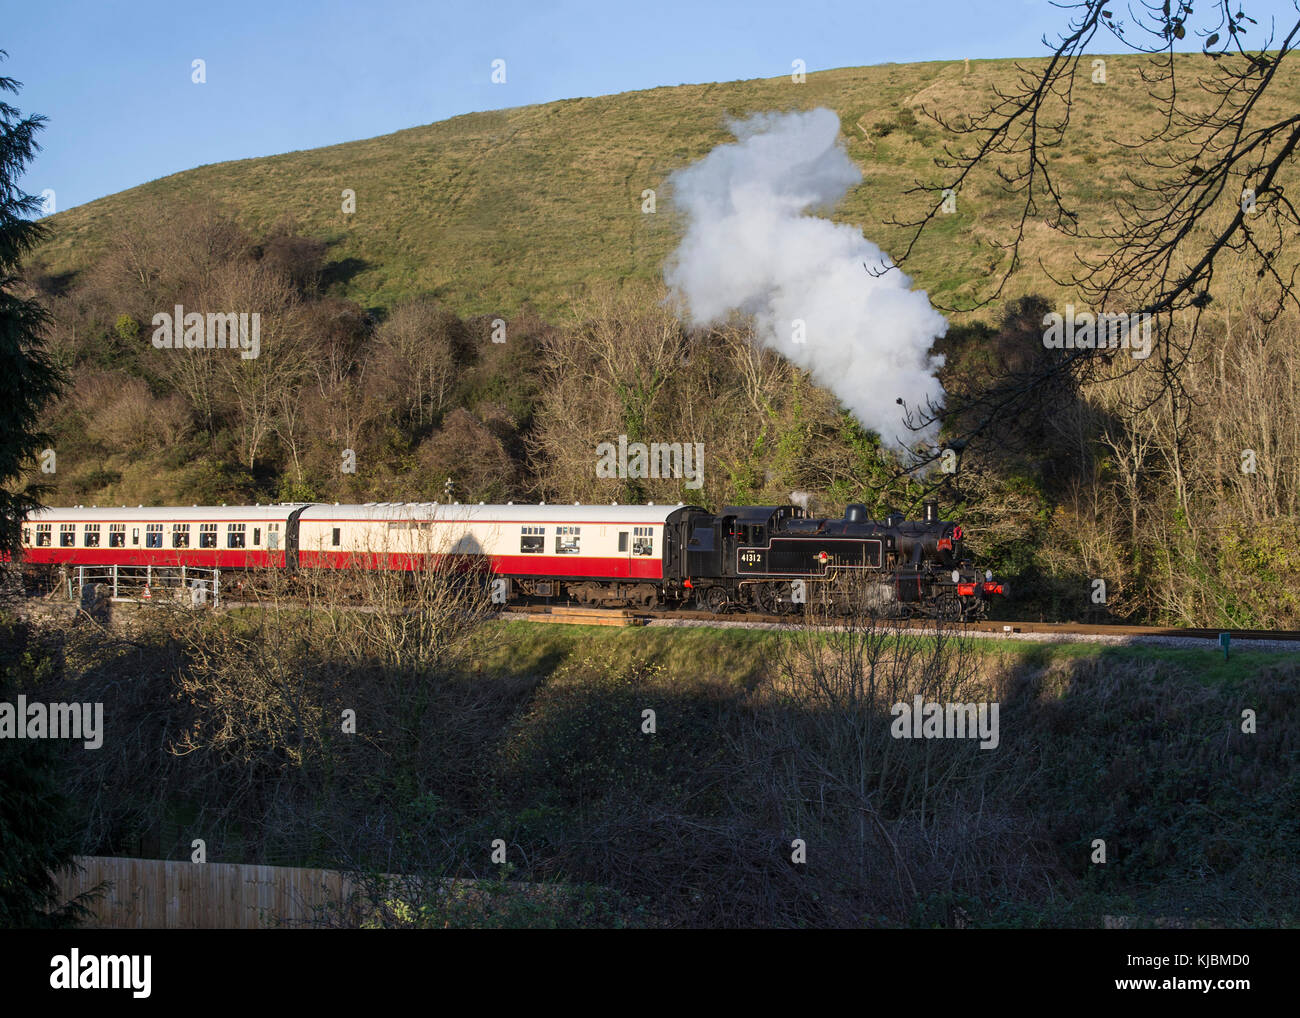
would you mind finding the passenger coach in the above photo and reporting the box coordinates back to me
[296,502,703,608]
[19,504,305,569]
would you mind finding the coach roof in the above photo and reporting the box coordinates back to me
[28,505,306,523]
[298,503,703,525]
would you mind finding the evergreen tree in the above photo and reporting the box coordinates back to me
[0,49,63,558]
[0,616,91,928]
[0,51,85,928]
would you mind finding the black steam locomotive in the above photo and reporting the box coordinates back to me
[674,499,1003,620]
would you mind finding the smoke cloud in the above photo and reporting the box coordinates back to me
[664,108,947,448]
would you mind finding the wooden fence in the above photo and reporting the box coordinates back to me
[55,856,363,929]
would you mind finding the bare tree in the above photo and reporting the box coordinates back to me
[891,1,1300,448]
[730,578,1056,925]
[368,299,461,434]
[529,282,692,503]
[207,260,309,471]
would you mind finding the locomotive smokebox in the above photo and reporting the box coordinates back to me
[923,499,939,523]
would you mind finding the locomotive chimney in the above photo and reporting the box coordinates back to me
[923,499,939,523]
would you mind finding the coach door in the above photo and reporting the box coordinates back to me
[617,529,632,575]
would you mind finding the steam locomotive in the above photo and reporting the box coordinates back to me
[678,499,1001,619]
[18,499,1002,620]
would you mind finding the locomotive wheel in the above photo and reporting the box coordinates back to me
[933,593,964,623]
[754,584,797,615]
[702,586,729,614]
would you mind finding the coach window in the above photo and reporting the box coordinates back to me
[632,526,653,556]
[556,526,580,555]
[60,523,75,547]
[21,526,29,545]
[109,524,125,548]
[618,532,628,553]
[520,526,545,553]
[331,528,341,547]
[227,523,247,549]
[83,524,101,548]
[171,523,190,548]
[36,524,52,547]
[268,523,280,550]
[145,524,163,549]
[252,527,261,546]
[199,523,218,549]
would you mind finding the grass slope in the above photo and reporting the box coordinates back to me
[36,54,1300,319]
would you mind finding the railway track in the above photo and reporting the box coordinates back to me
[24,589,1300,645]
[506,604,1300,644]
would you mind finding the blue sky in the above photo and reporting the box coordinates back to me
[8,0,1300,211]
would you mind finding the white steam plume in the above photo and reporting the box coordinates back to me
[664,108,946,448]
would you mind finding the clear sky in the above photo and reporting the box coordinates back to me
[7,0,1300,212]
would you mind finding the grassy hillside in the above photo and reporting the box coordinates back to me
[36,54,1300,319]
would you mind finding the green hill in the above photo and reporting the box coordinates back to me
[37,54,1295,319]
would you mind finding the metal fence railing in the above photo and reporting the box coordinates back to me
[67,565,221,606]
